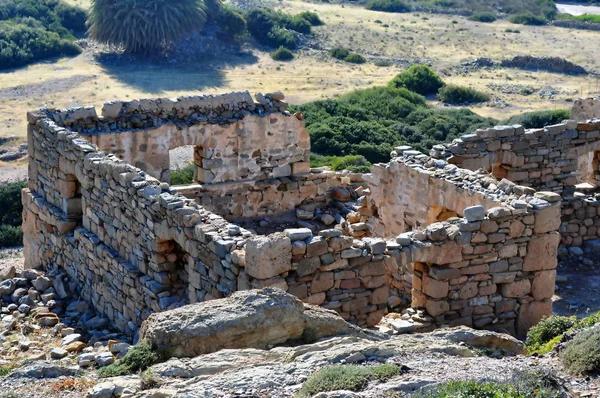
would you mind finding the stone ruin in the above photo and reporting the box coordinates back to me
[20,92,600,339]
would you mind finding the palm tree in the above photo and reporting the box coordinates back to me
[88,0,208,53]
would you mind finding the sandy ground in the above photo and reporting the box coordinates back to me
[556,3,600,16]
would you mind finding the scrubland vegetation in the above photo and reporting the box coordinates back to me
[0,0,85,68]
[0,181,26,248]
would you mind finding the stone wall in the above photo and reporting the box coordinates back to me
[22,91,567,338]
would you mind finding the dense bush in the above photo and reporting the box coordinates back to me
[561,326,600,375]
[98,340,164,378]
[365,0,410,13]
[216,5,248,38]
[295,365,402,397]
[391,0,557,19]
[437,84,490,104]
[330,47,350,60]
[468,12,497,23]
[0,180,26,248]
[0,0,84,68]
[297,11,323,26]
[344,53,366,64]
[525,312,600,355]
[271,45,294,61]
[246,8,320,50]
[504,109,570,128]
[310,154,372,173]
[170,163,195,185]
[388,64,445,96]
[88,0,208,53]
[291,79,496,162]
[509,12,548,26]
[526,315,577,353]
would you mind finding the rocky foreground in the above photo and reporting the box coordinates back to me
[0,262,599,397]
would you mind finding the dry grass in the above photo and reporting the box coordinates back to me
[50,378,96,392]
[1,0,599,145]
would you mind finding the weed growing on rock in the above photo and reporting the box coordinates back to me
[98,340,162,378]
[295,364,403,397]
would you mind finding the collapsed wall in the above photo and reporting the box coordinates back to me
[22,91,568,339]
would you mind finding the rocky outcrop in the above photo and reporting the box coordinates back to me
[139,288,380,358]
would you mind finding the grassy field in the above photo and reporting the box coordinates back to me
[1,0,600,153]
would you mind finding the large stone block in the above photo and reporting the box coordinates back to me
[517,299,552,338]
[531,270,556,300]
[499,279,531,298]
[523,233,560,272]
[533,205,561,234]
[245,233,292,279]
[422,275,449,299]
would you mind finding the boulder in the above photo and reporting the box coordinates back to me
[429,326,526,355]
[10,361,81,378]
[0,264,16,281]
[139,288,382,358]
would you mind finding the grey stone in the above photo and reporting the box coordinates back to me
[284,228,313,241]
[50,348,68,359]
[95,352,115,367]
[464,206,485,222]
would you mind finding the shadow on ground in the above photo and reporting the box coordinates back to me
[96,50,260,94]
[553,259,600,318]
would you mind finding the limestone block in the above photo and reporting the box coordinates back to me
[533,205,561,234]
[425,299,450,317]
[523,233,560,272]
[311,272,334,294]
[499,279,531,298]
[245,233,292,280]
[517,299,552,338]
[422,275,449,299]
[531,270,556,300]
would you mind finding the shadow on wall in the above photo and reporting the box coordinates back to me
[95,51,259,93]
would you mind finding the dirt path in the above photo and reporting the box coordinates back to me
[0,75,94,101]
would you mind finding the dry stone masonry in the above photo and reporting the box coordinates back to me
[22,91,597,339]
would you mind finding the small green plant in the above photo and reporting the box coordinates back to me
[170,163,195,185]
[0,362,19,377]
[271,46,294,61]
[310,154,372,173]
[295,365,403,397]
[344,53,366,64]
[388,64,445,96]
[557,13,600,24]
[330,47,350,60]
[98,340,163,378]
[509,12,547,26]
[140,369,159,390]
[365,0,410,13]
[437,84,490,104]
[525,312,600,355]
[561,327,600,375]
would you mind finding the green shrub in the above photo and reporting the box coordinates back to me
[437,84,490,104]
[468,12,497,23]
[216,5,247,38]
[526,315,577,353]
[0,180,26,248]
[98,340,163,378]
[561,327,600,374]
[330,47,350,60]
[295,365,402,397]
[0,0,84,69]
[416,376,563,398]
[557,13,600,24]
[246,8,316,48]
[297,11,323,26]
[0,225,23,248]
[88,0,208,53]
[344,53,366,64]
[310,154,372,172]
[388,64,445,96]
[267,25,297,49]
[365,0,410,13]
[504,109,570,129]
[170,163,195,185]
[374,60,393,67]
[271,46,294,61]
[509,12,547,26]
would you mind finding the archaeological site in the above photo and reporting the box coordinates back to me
[19,90,600,343]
